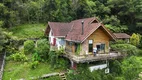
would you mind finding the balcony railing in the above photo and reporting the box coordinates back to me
[63,51,124,63]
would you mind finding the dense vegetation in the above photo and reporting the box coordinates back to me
[66,57,142,80]
[0,0,142,80]
[0,0,142,34]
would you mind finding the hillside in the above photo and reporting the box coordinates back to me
[8,24,46,38]
[0,0,142,80]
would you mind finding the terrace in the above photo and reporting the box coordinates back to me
[63,51,124,63]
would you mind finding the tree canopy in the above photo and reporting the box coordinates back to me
[0,0,142,34]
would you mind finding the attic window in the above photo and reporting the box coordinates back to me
[92,20,98,23]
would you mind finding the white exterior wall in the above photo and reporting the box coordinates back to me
[89,64,107,72]
[49,30,54,45]
[56,38,66,50]
[49,30,66,50]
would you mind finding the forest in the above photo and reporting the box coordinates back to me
[0,0,142,34]
[0,0,142,80]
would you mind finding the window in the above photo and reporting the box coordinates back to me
[96,43,105,51]
[89,40,93,52]
[96,45,101,50]
[69,42,72,46]
[101,44,105,50]
[75,43,78,52]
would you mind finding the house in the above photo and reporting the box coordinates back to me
[45,22,73,50]
[113,33,130,42]
[45,17,123,69]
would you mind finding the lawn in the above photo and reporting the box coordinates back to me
[8,23,47,38]
[3,61,61,80]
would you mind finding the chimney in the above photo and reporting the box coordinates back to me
[81,20,84,35]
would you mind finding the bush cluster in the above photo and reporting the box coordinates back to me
[24,40,35,54]
[111,44,138,56]
[30,61,39,69]
[48,50,69,69]
[36,39,50,60]
[7,52,28,62]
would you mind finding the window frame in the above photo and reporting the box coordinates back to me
[88,40,93,52]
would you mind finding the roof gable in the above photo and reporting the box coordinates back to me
[65,17,115,43]
[45,17,115,42]
[48,22,73,37]
[81,24,115,43]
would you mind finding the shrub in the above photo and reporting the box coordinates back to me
[111,44,138,56]
[138,35,142,48]
[36,39,50,60]
[102,74,114,80]
[75,43,81,55]
[48,50,69,69]
[32,52,41,61]
[114,40,128,44]
[56,47,65,55]
[24,40,35,54]
[137,49,142,56]
[8,52,28,62]
[48,51,58,68]
[130,33,140,47]
[121,56,141,80]
[114,77,125,80]
[0,28,6,52]
[57,58,69,69]
[5,45,17,56]
[30,61,39,69]
[109,60,122,76]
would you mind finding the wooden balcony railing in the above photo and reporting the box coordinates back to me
[63,51,124,63]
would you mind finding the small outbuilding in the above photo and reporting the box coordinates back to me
[113,33,131,42]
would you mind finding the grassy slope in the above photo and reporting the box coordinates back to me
[3,23,62,79]
[3,61,61,80]
[8,23,46,38]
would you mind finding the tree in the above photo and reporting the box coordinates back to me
[74,0,96,18]
[0,27,6,52]
[36,39,50,60]
[130,33,140,47]
[107,0,142,34]
[42,0,57,22]
[121,56,141,80]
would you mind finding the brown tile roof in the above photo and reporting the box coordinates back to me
[47,17,115,42]
[48,22,73,37]
[66,17,115,43]
[113,33,130,39]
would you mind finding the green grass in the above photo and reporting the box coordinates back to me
[8,23,46,38]
[3,61,61,80]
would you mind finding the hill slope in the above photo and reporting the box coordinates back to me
[8,24,46,38]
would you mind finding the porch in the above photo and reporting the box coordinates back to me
[63,52,124,63]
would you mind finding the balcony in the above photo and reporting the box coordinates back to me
[63,51,124,63]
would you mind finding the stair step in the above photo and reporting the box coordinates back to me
[60,74,64,76]
[59,72,67,80]
[59,74,65,76]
